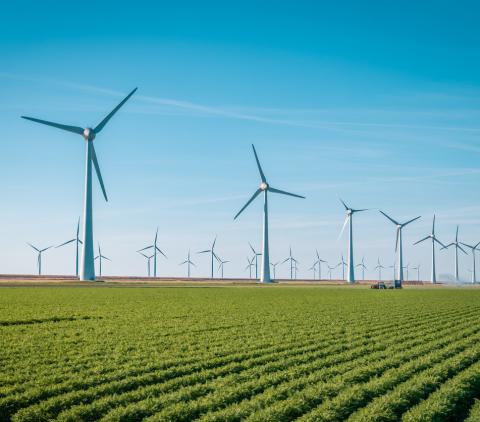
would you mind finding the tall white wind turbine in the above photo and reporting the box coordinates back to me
[314,250,326,280]
[245,256,255,279]
[56,218,83,277]
[248,243,262,279]
[283,247,298,280]
[179,250,196,278]
[198,236,219,278]
[356,257,367,281]
[338,199,367,283]
[414,215,445,284]
[379,211,420,283]
[27,243,52,276]
[138,228,167,277]
[459,241,480,284]
[270,261,281,280]
[442,226,467,281]
[22,88,137,281]
[234,145,305,283]
[375,258,386,281]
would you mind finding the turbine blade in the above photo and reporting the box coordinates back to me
[414,236,430,245]
[268,187,305,199]
[27,242,39,252]
[458,245,468,255]
[339,198,349,210]
[21,116,84,135]
[234,189,262,219]
[379,210,399,226]
[102,256,111,261]
[137,245,154,252]
[403,215,421,227]
[433,237,446,248]
[251,144,266,183]
[78,239,83,245]
[337,216,349,241]
[156,246,167,258]
[460,242,474,250]
[395,228,400,252]
[138,252,149,259]
[440,243,454,250]
[249,242,256,254]
[179,261,188,266]
[197,250,211,254]
[76,217,80,237]
[56,239,76,248]
[93,88,137,133]
[91,144,108,202]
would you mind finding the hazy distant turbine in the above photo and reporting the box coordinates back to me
[356,257,367,281]
[138,228,167,277]
[56,217,83,277]
[179,250,196,278]
[94,243,111,277]
[375,258,386,281]
[442,226,468,282]
[22,88,137,281]
[197,236,218,278]
[138,251,154,277]
[459,241,480,284]
[27,243,52,276]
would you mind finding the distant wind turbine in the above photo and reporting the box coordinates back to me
[94,244,110,277]
[379,211,421,283]
[245,256,255,279]
[216,256,230,278]
[459,241,480,284]
[282,247,298,280]
[138,228,167,277]
[270,261,281,280]
[441,226,468,281]
[414,215,445,284]
[22,88,137,280]
[179,250,196,278]
[197,236,218,278]
[338,199,367,283]
[309,264,317,280]
[412,264,421,282]
[248,243,262,279]
[314,250,326,280]
[402,262,410,281]
[27,243,52,275]
[234,144,305,283]
[338,255,347,281]
[138,251,154,277]
[374,258,386,281]
[327,263,339,280]
[356,257,367,281]
[56,217,83,277]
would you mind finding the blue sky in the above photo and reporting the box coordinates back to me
[1,1,479,280]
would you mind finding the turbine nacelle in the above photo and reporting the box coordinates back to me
[260,182,268,191]
[83,128,96,141]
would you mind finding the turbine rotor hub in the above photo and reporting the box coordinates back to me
[260,182,268,191]
[83,128,96,140]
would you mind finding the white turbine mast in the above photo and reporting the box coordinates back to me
[179,250,196,278]
[27,243,52,276]
[56,217,83,277]
[441,226,468,282]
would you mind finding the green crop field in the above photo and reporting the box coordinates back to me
[1,286,480,421]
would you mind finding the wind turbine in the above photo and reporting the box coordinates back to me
[138,228,167,278]
[27,243,52,275]
[216,257,230,278]
[293,262,299,280]
[379,211,421,283]
[22,88,137,281]
[248,243,262,279]
[94,244,110,277]
[179,250,196,278]
[234,144,305,283]
[282,247,298,280]
[138,252,154,277]
[270,261,281,280]
[402,262,410,281]
[338,199,367,283]
[356,257,367,281]
[197,236,218,278]
[414,215,445,284]
[245,256,255,279]
[412,264,421,282]
[374,258,386,281]
[459,241,480,284]
[314,250,326,280]
[389,264,396,280]
[56,217,83,277]
[327,263,339,280]
[338,255,347,281]
[309,264,317,280]
[442,226,467,281]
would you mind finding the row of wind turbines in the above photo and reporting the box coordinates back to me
[21,88,479,283]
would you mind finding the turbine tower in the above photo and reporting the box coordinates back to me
[27,243,52,276]
[216,257,229,278]
[374,258,386,281]
[412,264,421,282]
[356,257,367,281]
[56,217,83,277]
[379,211,420,283]
[248,243,262,279]
[309,264,317,279]
[314,250,326,280]
[245,257,255,279]
[138,228,167,277]
[442,226,467,281]
[338,199,367,283]
[414,215,445,284]
[327,264,339,280]
[459,241,480,284]
[283,247,298,280]
[179,250,196,278]
[234,145,305,283]
[198,236,218,278]
[94,244,110,277]
[270,261,281,280]
[22,88,137,281]
[338,255,347,281]
[138,252,154,277]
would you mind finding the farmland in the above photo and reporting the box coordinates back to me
[1,286,480,421]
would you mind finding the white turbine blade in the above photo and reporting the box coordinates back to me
[94,88,138,134]
[102,256,111,261]
[138,252,150,259]
[78,239,83,245]
[460,242,474,250]
[402,215,421,227]
[190,261,196,267]
[234,189,262,220]
[337,216,349,241]
[268,187,305,199]
[414,236,430,245]
[156,246,167,258]
[27,243,39,252]
[339,198,349,210]
[212,236,217,250]
[21,116,84,135]
[352,208,368,213]
[179,261,187,266]
[91,144,108,202]
[474,241,480,250]
[379,210,399,226]
[56,238,76,248]
[440,243,454,250]
[41,246,53,252]
[458,245,468,255]
[251,144,266,183]
[433,237,446,248]
[197,250,211,254]
[137,245,153,252]
[395,228,400,252]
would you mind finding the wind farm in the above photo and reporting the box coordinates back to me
[2,3,480,421]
